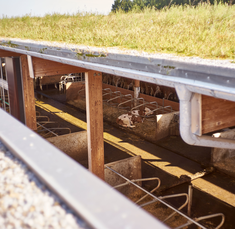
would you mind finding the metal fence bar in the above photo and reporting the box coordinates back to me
[105,165,207,229]
[37,122,58,137]
[188,184,193,217]
[117,94,133,110]
[175,213,225,229]
[135,178,161,204]
[102,88,112,101]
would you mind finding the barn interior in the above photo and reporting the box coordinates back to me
[1,40,235,228]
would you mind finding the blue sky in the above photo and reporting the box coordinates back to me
[0,0,115,18]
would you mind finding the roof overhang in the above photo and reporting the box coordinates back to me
[1,38,235,102]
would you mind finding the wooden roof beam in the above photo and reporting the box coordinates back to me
[32,57,87,77]
[0,49,21,57]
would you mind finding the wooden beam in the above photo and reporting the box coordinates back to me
[32,57,87,77]
[134,80,140,87]
[0,49,20,57]
[20,55,37,130]
[85,71,104,179]
[202,95,235,134]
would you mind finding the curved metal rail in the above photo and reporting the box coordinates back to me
[107,91,122,107]
[105,165,224,229]
[116,94,133,110]
[175,213,225,229]
[102,88,112,102]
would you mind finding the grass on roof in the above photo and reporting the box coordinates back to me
[0,3,235,60]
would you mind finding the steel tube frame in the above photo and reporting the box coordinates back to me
[37,122,58,137]
[106,165,224,229]
[105,165,207,229]
[175,213,225,229]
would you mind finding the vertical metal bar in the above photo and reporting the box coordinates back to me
[134,80,140,107]
[188,184,193,217]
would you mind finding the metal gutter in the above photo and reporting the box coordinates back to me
[0,109,168,229]
[1,39,235,77]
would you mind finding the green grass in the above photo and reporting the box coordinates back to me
[0,3,235,60]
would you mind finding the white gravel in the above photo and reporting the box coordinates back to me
[0,140,89,229]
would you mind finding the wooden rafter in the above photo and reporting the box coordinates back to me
[32,57,87,77]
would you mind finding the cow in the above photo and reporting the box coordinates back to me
[116,107,153,127]
[116,114,135,128]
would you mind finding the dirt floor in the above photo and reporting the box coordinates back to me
[34,88,235,229]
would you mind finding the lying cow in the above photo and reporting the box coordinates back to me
[116,113,135,128]
[116,107,153,128]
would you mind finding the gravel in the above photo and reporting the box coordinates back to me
[0,140,89,229]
